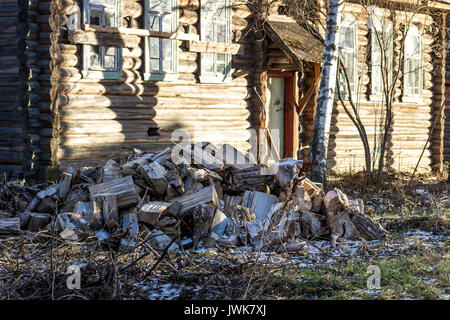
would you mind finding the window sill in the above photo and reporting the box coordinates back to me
[199,75,232,84]
[401,95,424,104]
[144,72,179,82]
[82,70,123,80]
[369,95,387,102]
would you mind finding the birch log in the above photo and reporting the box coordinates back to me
[308,0,343,184]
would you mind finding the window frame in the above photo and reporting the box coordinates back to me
[369,18,394,101]
[144,0,179,82]
[402,24,423,101]
[199,0,232,84]
[336,15,358,100]
[82,0,123,80]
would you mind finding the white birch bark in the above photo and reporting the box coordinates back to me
[308,0,343,184]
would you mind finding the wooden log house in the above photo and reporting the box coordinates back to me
[0,0,449,180]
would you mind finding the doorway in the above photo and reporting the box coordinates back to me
[266,71,297,159]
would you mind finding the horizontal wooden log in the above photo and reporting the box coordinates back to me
[68,30,141,48]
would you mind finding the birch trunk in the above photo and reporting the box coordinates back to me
[308,0,343,184]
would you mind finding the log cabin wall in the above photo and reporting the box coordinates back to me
[0,0,44,179]
[444,13,450,162]
[45,0,259,172]
[303,1,447,174]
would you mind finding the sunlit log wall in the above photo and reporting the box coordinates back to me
[301,1,447,174]
[46,0,257,171]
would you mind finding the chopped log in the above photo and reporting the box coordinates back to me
[241,191,277,221]
[193,204,216,243]
[301,211,326,239]
[138,201,169,226]
[139,161,168,195]
[223,195,243,216]
[57,172,73,200]
[88,176,139,209]
[292,186,313,212]
[28,213,51,232]
[211,209,229,236]
[351,214,387,240]
[171,184,219,215]
[209,143,256,171]
[270,159,303,188]
[301,178,323,199]
[227,165,275,192]
[18,212,31,229]
[328,211,360,247]
[323,188,349,214]
[120,213,139,249]
[102,159,122,183]
[0,218,20,234]
[93,195,119,229]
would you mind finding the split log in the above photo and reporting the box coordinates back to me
[227,165,275,192]
[139,162,168,195]
[300,211,327,239]
[292,186,313,212]
[351,214,387,240]
[57,171,73,200]
[88,176,139,209]
[323,188,349,214]
[120,213,139,249]
[241,191,278,221]
[193,204,215,243]
[327,211,360,247]
[28,213,51,232]
[102,159,122,183]
[0,218,20,234]
[171,184,219,215]
[92,195,119,229]
[138,201,170,226]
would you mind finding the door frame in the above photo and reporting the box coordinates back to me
[267,71,298,159]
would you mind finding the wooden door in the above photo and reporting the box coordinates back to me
[267,77,285,158]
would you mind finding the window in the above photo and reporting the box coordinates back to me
[83,0,122,79]
[200,0,232,83]
[145,0,178,81]
[403,25,422,98]
[337,15,358,99]
[370,18,393,99]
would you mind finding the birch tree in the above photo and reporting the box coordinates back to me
[308,0,344,184]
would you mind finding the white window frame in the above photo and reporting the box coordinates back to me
[370,18,393,101]
[403,24,423,102]
[82,0,122,79]
[200,0,232,84]
[144,0,179,82]
[337,15,358,100]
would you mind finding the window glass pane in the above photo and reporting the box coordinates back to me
[162,59,172,72]
[150,0,162,12]
[162,39,172,56]
[340,26,354,48]
[150,37,160,58]
[205,24,214,42]
[149,15,160,31]
[151,58,160,71]
[161,14,173,32]
[217,22,227,43]
[89,45,102,69]
[104,55,116,69]
[203,53,214,73]
[90,9,102,25]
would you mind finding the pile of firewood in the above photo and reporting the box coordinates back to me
[0,143,386,252]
